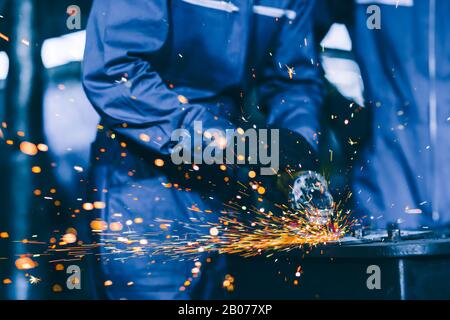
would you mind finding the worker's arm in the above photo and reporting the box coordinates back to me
[82,0,234,158]
[257,0,335,214]
[259,0,325,171]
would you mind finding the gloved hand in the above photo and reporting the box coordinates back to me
[288,171,334,225]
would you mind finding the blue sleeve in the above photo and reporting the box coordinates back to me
[82,0,233,157]
[260,0,324,156]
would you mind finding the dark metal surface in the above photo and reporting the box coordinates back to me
[226,231,450,300]
[308,238,450,259]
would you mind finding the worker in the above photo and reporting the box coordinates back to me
[83,0,325,299]
[317,0,450,229]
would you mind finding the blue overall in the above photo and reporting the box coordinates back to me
[350,0,450,229]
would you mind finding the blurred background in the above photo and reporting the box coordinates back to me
[0,0,369,300]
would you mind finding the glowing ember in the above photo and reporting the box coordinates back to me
[209,227,219,236]
[15,257,38,270]
[154,159,165,167]
[90,220,108,231]
[93,201,106,209]
[223,274,235,292]
[104,280,113,287]
[29,275,41,285]
[139,133,151,142]
[109,222,123,232]
[82,203,94,211]
[37,144,49,152]
[52,284,63,292]
[31,166,42,174]
[19,141,38,156]
[257,186,266,195]
[178,95,189,104]
[62,233,77,244]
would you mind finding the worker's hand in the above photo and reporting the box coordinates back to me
[287,171,334,224]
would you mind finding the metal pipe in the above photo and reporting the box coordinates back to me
[2,0,44,300]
